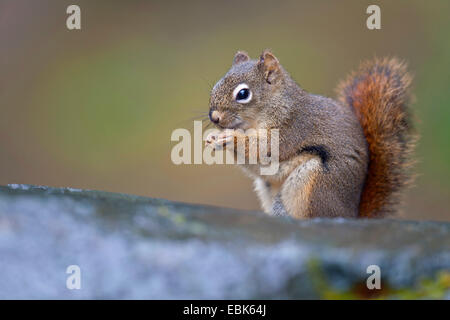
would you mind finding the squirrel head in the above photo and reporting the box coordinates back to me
[208,49,287,130]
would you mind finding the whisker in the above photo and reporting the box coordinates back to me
[191,110,209,114]
[174,116,207,127]
[202,121,211,130]
[187,115,209,121]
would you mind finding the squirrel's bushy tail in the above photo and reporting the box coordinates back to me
[336,57,416,218]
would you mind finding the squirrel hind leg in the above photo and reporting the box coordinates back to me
[279,154,361,218]
[279,156,322,218]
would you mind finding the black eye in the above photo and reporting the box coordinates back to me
[233,83,252,104]
[237,89,249,101]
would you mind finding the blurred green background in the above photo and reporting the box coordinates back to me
[0,0,449,220]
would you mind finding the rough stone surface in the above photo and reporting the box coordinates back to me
[0,184,449,299]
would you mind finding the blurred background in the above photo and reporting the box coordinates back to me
[0,0,449,221]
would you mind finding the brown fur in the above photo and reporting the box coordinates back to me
[336,57,416,217]
[206,50,416,219]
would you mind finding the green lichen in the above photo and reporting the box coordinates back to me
[391,271,450,299]
[307,259,450,300]
[157,206,207,235]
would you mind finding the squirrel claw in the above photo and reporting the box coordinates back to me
[205,131,234,150]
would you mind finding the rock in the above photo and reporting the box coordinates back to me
[0,184,449,299]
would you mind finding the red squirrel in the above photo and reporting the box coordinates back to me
[206,50,415,218]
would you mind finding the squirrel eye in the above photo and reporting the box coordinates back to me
[233,83,252,104]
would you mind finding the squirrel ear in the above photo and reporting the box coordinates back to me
[258,49,280,84]
[233,51,250,65]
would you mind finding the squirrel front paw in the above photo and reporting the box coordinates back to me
[205,130,234,150]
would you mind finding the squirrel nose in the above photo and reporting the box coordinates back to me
[209,110,221,124]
